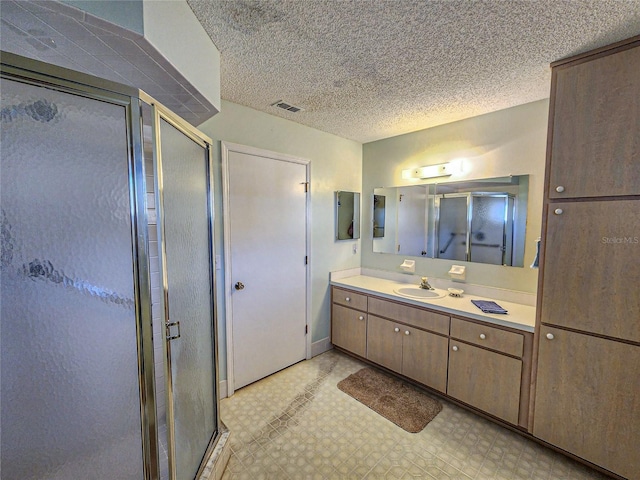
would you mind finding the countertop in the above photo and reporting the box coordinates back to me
[331,275,536,332]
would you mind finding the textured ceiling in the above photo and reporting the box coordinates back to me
[188,0,640,143]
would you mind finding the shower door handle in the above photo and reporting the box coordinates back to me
[166,321,181,341]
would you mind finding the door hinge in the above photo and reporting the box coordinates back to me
[305,255,308,265]
[301,181,310,193]
[305,325,308,335]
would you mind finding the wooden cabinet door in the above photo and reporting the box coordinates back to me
[540,200,640,342]
[447,341,522,425]
[366,315,402,373]
[533,327,640,479]
[331,304,367,358]
[402,327,448,393]
[549,43,640,198]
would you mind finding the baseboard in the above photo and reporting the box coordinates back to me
[311,337,333,357]
[218,379,228,399]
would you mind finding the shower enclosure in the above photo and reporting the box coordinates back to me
[435,193,516,266]
[1,53,220,480]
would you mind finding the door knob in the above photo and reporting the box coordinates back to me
[555,186,565,193]
[554,208,563,215]
[546,333,554,340]
[234,281,245,290]
[394,327,400,333]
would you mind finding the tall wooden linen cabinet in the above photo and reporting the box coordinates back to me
[532,36,640,479]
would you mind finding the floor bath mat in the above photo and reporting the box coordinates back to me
[337,367,442,433]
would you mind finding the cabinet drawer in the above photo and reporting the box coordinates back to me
[368,297,450,335]
[450,318,523,357]
[332,287,367,311]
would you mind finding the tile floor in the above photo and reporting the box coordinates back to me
[220,350,609,480]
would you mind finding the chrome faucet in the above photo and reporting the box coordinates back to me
[419,276,433,290]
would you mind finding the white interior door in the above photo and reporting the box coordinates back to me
[223,143,309,392]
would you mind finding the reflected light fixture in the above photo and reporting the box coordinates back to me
[402,162,452,180]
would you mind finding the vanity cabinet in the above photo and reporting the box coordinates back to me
[331,286,533,428]
[448,319,525,426]
[331,289,367,358]
[548,37,640,199]
[367,314,449,393]
[533,36,640,479]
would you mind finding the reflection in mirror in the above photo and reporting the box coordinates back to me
[373,176,528,267]
[335,191,361,240]
[373,195,385,238]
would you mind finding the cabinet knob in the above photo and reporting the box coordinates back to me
[554,208,563,215]
[358,315,364,321]
[345,297,350,302]
[546,333,555,340]
[404,330,410,335]
[394,327,400,333]
[479,333,486,340]
[452,345,459,351]
[555,186,565,193]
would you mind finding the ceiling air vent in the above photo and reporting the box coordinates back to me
[271,100,303,113]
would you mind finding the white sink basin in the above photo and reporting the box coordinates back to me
[393,286,447,299]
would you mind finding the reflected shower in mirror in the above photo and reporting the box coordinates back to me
[335,191,361,240]
[373,176,529,267]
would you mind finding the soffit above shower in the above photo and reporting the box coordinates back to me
[0,0,220,127]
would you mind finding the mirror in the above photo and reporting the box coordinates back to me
[372,176,529,267]
[335,191,361,240]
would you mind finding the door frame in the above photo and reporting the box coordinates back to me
[221,141,311,397]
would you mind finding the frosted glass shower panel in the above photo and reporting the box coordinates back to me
[159,118,216,480]
[470,196,511,266]
[0,80,144,478]
[437,196,468,261]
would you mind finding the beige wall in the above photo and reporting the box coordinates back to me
[198,100,362,378]
[361,99,549,293]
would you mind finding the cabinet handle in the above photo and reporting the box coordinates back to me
[345,297,350,302]
[404,330,410,335]
[479,333,486,340]
[546,333,555,340]
[452,345,459,351]
[358,315,364,321]
[554,208,563,215]
[394,327,400,333]
[555,186,565,193]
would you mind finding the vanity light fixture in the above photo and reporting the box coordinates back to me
[402,162,452,180]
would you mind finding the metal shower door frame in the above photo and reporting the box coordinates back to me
[0,51,159,480]
[144,92,220,480]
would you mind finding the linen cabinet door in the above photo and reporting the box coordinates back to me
[533,327,640,479]
[549,43,640,198]
[447,341,522,425]
[331,304,367,357]
[540,200,640,342]
[401,327,448,393]
[366,315,402,373]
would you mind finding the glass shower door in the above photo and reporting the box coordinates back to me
[436,195,469,261]
[0,78,144,479]
[470,195,509,265]
[155,114,217,480]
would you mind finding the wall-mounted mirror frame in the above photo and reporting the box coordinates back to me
[372,175,529,267]
[335,191,361,240]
